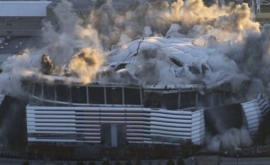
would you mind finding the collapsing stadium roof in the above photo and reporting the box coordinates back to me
[106,36,240,88]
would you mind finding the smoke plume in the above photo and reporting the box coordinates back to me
[68,48,104,84]
[206,127,252,151]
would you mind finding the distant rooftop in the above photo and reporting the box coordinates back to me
[0,36,43,64]
[47,0,134,14]
[0,1,51,17]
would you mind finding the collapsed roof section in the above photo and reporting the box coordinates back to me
[24,36,244,95]
[106,37,240,87]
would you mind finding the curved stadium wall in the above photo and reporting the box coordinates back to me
[26,106,205,146]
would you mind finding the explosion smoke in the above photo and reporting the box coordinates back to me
[69,48,104,84]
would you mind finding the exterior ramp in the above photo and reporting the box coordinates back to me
[241,94,270,135]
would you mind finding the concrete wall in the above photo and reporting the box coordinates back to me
[26,105,205,145]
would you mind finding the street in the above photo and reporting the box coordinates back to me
[1,156,270,165]
[187,156,270,165]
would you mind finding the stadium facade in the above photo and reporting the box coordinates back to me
[22,75,269,147]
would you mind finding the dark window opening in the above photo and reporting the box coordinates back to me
[124,87,141,105]
[43,85,55,100]
[144,92,161,108]
[56,85,70,102]
[34,83,42,97]
[170,57,183,67]
[202,64,208,76]
[162,93,178,110]
[88,87,105,104]
[225,92,232,100]
[114,63,127,71]
[106,87,123,104]
[100,124,127,147]
[71,86,87,104]
[212,91,223,107]
[189,66,200,75]
[117,125,127,147]
[7,31,12,34]
[180,91,196,109]
[22,82,33,93]
[101,124,111,146]
[198,93,211,107]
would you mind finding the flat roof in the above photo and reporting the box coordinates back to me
[0,36,43,59]
[0,1,51,17]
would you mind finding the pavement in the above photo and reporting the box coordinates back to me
[0,158,177,165]
[187,156,270,165]
[0,36,44,65]
[0,36,41,54]
[1,156,270,165]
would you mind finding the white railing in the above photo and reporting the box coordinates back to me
[241,95,269,135]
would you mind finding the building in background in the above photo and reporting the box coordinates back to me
[253,0,270,24]
[0,1,51,37]
[0,1,52,65]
